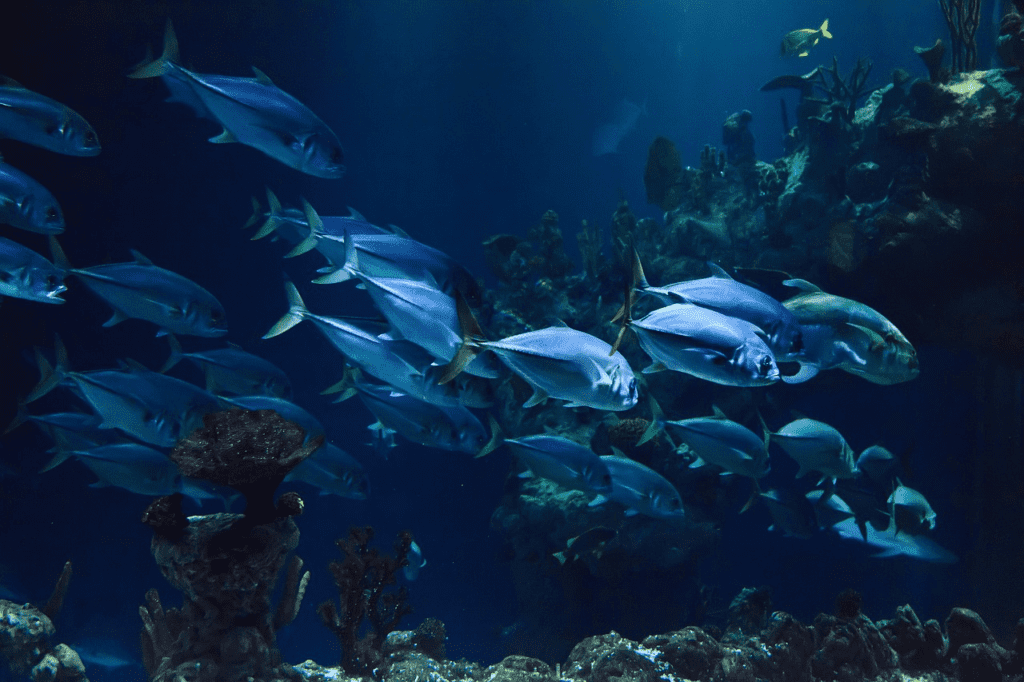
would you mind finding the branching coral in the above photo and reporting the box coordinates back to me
[939,0,981,72]
[806,56,875,122]
[317,526,414,677]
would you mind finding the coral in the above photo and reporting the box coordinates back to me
[915,39,949,83]
[939,0,981,72]
[722,110,755,165]
[317,526,414,676]
[169,408,322,525]
[527,211,574,280]
[807,57,874,122]
[575,219,602,280]
[997,10,1024,68]
[643,136,684,211]
[0,563,87,682]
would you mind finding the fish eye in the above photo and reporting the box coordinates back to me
[45,207,59,220]
[85,131,97,144]
[45,275,60,289]
[760,356,774,374]
[210,309,223,323]
[330,148,343,164]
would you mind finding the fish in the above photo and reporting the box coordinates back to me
[353,271,499,378]
[292,207,482,304]
[592,98,645,156]
[224,395,326,446]
[628,253,802,361]
[760,488,818,539]
[366,422,398,459]
[246,190,395,242]
[444,296,637,412]
[0,158,64,233]
[781,19,832,58]
[771,418,857,483]
[50,238,227,337]
[505,435,614,496]
[68,638,138,670]
[782,278,918,384]
[831,517,956,563]
[354,380,500,456]
[69,443,182,497]
[888,480,937,536]
[553,527,616,566]
[619,302,779,387]
[403,540,426,581]
[805,489,856,529]
[27,339,223,448]
[129,22,345,178]
[265,282,486,407]
[0,235,67,303]
[161,334,292,398]
[856,445,900,485]
[591,454,685,519]
[0,76,100,155]
[663,406,769,510]
[285,442,369,500]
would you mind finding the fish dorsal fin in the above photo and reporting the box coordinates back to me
[0,75,25,89]
[707,262,733,279]
[711,405,728,419]
[251,66,274,86]
[783,278,822,293]
[130,249,154,266]
[121,357,148,371]
[551,317,570,327]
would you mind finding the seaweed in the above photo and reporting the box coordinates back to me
[317,526,414,677]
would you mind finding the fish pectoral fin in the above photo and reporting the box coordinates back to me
[209,128,238,144]
[781,362,820,384]
[642,361,667,374]
[523,388,549,408]
[102,310,130,327]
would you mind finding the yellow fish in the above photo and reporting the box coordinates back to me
[781,19,832,57]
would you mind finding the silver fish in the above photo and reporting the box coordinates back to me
[264,282,483,407]
[51,238,226,337]
[0,75,100,155]
[285,442,369,500]
[772,418,857,482]
[355,381,497,456]
[27,340,223,448]
[161,334,291,398]
[664,406,769,480]
[631,253,802,361]
[247,190,393,242]
[856,445,899,485]
[832,517,956,563]
[71,443,181,497]
[505,435,613,496]
[0,159,64,233]
[888,480,937,536]
[0,236,66,303]
[592,454,685,519]
[129,22,344,178]
[760,488,818,539]
[224,395,325,445]
[625,303,779,387]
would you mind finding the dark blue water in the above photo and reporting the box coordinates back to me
[0,2,1013,680]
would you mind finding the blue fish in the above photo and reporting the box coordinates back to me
[285,442,369,500]
[0,235,66,303]
[592,98,645,156]
[0,75,100,156]
[592,454,685,519]
[0,158,64,233]
[161,334,292,398]
[247,191,394,242]
[129,22,344,178]
[224,395,326,446]
[663,406,769,480]
[51,238,227,337]
[505,435,613,496]
[621,303,779,387]
[630,253,802,361]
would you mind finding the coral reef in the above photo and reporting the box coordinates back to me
[0,563,87,682]
[139,408,317,682]
[644,136,685,211]
[317,526,415,677]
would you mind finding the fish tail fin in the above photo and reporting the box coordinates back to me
[284,198,322,257]
[609,274,635,356]
[632,249,651,290]
[475,414,504,458]
[739,478,762,513]
[128,20,179,79]
[48,236,72,271]
[820,19,832,39]
[3,403,30,435]
[243,196,262,229]
[323,366,360,403]
[637,394,664,446]
[438,292,484,384]
[39,433,75,473]
[159,333,184,373]
[263,281,307,338]
[25,335,69,403]
[250,187,283,239]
